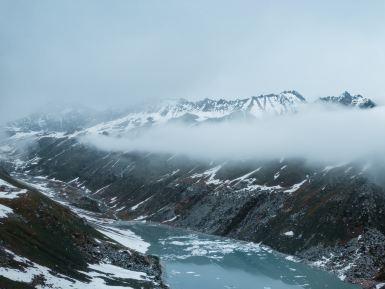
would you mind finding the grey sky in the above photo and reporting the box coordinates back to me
[1,0,385,123]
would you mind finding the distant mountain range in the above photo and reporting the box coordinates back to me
[318,91,376,109]
[5,91,376,138]
[1,91,384,289]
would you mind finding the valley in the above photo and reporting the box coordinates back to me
[1,91,385,289]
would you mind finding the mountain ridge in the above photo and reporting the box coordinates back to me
[5,90,376,138]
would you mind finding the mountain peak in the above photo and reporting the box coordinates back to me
[281,90,306,102]
[340,90,352,97]
[318,91,376,109]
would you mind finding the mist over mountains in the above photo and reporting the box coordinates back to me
[1,89,383,168]
[3,90,383,165]
[3,1,385,288]
[2,90,385,288]
[83,106,384,163]
[72,91,383,164]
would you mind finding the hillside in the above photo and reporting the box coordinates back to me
[0,169,167,289]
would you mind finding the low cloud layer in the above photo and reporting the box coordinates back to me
[82,105,385,163]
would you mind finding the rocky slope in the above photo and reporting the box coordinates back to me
[0,169,167,289]
[1,90,384,289]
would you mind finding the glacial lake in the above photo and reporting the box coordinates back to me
[117,222,359,289]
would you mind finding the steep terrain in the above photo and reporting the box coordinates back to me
[0,169,167,289]
[1,90,384,289]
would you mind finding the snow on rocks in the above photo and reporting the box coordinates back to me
[88,262,149,281]
[162,215,179,223]
[283,231,294,237]
[0,178,17,189]
[0,178,28,200]
[284,179,307,194]
[191,165,223,185]
[0,248,148,289]
[285,255,300,263]
[130,196,153,211]
[0,189,27,199]
[0,204,13,219]
[97,226,150,254]
[230,167,261,184]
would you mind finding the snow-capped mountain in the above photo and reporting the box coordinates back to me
[76,90,377,137]
[79,90,306,136]
[159,90,306,120]
[4,90,375,139]
[318,91,376,109]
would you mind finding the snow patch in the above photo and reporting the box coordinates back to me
[191,165,223,185]
[0,189,28,199]
[284,180,307,194]
[88,262,148,281]
[283,231,294,237]
[130,196,153,211]
[97,226,150,254]
[285,255,300,263]
[162,215,179,223]
[0,178,17,189]
[0,204,13,219]
[231,167,261,183]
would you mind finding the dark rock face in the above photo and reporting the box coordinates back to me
[299,229,385,280]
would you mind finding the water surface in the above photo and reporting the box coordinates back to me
[118,222,358,289]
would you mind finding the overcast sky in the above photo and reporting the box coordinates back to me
[1,0,385,123]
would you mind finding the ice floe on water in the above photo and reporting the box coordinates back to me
[127,223,358,289]
[158,233,268,260]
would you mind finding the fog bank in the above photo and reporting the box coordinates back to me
[81,105,385,163]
